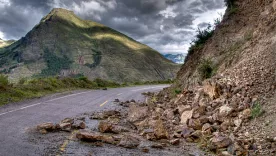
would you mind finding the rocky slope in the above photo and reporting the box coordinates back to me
[0,8,179,82]
[153,0,276,155]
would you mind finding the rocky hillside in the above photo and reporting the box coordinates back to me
[154,0,276,155]
[0,8,180,82]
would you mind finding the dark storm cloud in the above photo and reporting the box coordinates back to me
[0,0,226,54]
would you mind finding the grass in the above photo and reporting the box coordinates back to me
[0,75,121,106]
[251,101,265,119]
[0,74,174,106]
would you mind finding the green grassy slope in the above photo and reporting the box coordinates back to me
[0,8,180,82]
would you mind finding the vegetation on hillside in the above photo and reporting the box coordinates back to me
[198,58,217,80]
[0,74,174,106]
[185,24,215,62]
[0,75,120,106]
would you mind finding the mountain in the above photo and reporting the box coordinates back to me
[163,54,185,64]
[0,38,15,48]
[0,8,180,82]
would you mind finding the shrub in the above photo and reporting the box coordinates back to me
[0,74,9,88]
[186,24,214,61]
[198,59,216,80]
[18,77,27,85]
[174,89,182,95]
[251,101,264,119]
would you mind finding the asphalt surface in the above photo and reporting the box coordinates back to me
[0,85,169,156]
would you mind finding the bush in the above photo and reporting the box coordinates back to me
[186,24,214,61]
[198,59,216,80]
[251,101,264,119]
[0,74,9,88]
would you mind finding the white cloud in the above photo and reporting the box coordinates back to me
[0,31,5,39]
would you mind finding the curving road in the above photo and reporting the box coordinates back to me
[0,85,169,156]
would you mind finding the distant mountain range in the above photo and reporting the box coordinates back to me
[0,38,15,48]
[163,54,186,64]
[0,8,180,82]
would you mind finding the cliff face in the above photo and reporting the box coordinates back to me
[175,0,275,97]
[0,8,180,82]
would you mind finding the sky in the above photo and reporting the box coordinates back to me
[0,0,226,54]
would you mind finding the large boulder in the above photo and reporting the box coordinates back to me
[152,119,169,140]
[203,81,221,99]
[127,105,149,123]
[76,130,116,144]
[180,110,193,124]
[37,122,55,132]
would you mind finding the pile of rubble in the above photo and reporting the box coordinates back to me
[36,76,275,155]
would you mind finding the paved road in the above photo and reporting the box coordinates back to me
[0,85,169,156]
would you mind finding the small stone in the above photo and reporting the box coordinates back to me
[219,105,233,117]
[39,129,48,134]
[114,99,120,102]
[61,118,74,124]
[170,139,180,145]
[142,148,149,153]
[151,143,164,149]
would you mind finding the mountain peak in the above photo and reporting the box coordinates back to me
[50,8,75,15]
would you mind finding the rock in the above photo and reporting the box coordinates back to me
[61,118,74,124]
[152,119,169,140]
[163,109,174,120]
[202,123,212,132]
[37,122,55,131]
[76,130,116,144]
[187,119,202,130]
[39,129,48,134]
[151,143,164,149]
[114,99,120,102]
[98,121,113,133]
[180,110,193,124]
[127,105,149,123]
[274,137,276,142]
[203,81,221,99]
[219,105,233,117]
[178,105,191,114]
[239,109,251,119]
[130,99,136,103]
[59,123,72,132]
[191,130,202,138]
[142,148,149,153]
[210,132,232,149]
[170,139,180,145]
[118,135,140,148]
[181,127,194,138]
[72,121,86,129]
[91,110,121,120]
